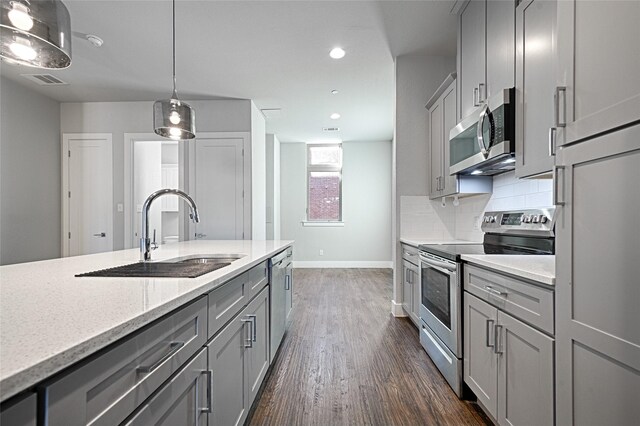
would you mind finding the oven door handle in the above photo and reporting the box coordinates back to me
[419,255,456,273]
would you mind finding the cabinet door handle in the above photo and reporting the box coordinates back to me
[548,128,557,156]
[485,319,495,347]
[478,83,486,103]
[494,324,503,354]
[200,369,214,413]
[136,341,185,374]
[485,285,507,297]
[247,314,257,342]
[554,166,566,206]
[241,318,253,348]
[473,87,480,107]
[285,274,290,290]
[555,86,567,127]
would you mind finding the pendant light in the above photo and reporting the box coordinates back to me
[0,0,72,68]
[153,0,195,140]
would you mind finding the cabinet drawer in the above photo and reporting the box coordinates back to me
[42,297,208,426]
[0,392,36,426]
[247,260,268,300]
[208,272,248,338]
[464,264,554,334]
[401,244,419,266]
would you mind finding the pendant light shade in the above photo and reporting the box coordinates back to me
[0,0,72,69]
[154,98,196,140]
[153,0,195,140]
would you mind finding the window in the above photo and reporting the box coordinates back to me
[307,144,342,222]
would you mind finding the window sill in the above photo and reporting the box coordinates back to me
[302,221,345,227]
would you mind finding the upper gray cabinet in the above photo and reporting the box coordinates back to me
[556,0,640,146]
[458,0,516,121]
[514,0,556,178]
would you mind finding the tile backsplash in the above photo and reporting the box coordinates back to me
[401,171,553,242]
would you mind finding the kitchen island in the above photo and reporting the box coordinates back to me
[0,240,293,409]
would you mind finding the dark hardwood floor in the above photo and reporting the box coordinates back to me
[248,268,491,426]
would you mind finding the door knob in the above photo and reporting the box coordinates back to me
[93,232,106,237]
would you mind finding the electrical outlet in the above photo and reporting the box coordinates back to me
[319,249,324,256]
[117,203,124,212]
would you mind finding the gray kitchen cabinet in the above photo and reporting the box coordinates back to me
[207,306,250,426]
[464,266,554,426]
[459,0,486,120]
[0,393,36,426]
[497,310,554,426]
[123,349,209,426]
[270,248,292,361]
[401,244,420,326]
[247,286,270,405]
[458,0,516,121]
[514,0,556,178]
[427,75,492,199]
[208,285,271,426]
[556,0,640,147]
[555,123,640,426]
[486,0,515,100]
[41,297,208,426]
[464,292,499,419]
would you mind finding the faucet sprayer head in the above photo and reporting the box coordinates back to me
[190,209,200,223]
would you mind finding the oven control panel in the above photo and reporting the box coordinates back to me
[481,207,556,236]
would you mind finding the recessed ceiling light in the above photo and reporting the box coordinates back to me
[330,113,341,120]
[331,89,339,95]
[86,34,104,47]
[329,47,345,59]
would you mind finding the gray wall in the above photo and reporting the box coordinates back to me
[392,54,456,304]
[0,77,61,265]
[60,99,252,250]
[281,140,392,266]
[265,134,281,240]
[250,102,266,240]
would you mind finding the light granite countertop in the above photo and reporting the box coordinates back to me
[0,240,293,402]
[461,254,555,286]
[399,238,481,248]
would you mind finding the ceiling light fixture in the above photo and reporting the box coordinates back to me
[331,89,339,95]
[1,0,72,68]
[153,0,195,140]
[329,47,345,59]
[85,34,103,48]
[330,113,341,120]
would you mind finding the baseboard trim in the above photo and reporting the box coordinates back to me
[292,261,393,269]
[391,300,407,317]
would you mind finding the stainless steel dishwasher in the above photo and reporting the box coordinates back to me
[269,247,292,361]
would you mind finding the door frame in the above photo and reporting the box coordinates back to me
[188,132,251,240]
[62,133,114,257]
[124,133,188,249]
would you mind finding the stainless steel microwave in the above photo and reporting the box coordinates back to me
[449,88,515,176]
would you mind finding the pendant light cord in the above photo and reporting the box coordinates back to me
[172,0,177,98]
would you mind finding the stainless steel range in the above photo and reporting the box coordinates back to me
[417,207,556,396]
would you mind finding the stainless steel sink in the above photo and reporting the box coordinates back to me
[165,254,246,264]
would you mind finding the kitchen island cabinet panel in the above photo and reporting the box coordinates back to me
[123,349,208,426]
[0,393,36,426]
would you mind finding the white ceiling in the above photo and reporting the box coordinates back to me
[0,0,457,142]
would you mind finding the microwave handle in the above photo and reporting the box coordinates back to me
[477,104,492,157]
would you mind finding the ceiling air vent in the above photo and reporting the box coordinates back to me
[21,74,68,86]
[323,127,340,132]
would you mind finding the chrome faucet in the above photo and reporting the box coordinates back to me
[140,189,200,261]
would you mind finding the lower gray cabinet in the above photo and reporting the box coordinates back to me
[246,286,270,405]
[0,393,36,426]
[464,292,499,417]
[123,349,209,425]
[401,258,420,326]
[464,292,554,425]
[208,286,270,426]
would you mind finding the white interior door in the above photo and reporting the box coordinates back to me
[64,134,113,256]
[190,135,245,240]
[133,142,163,246]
